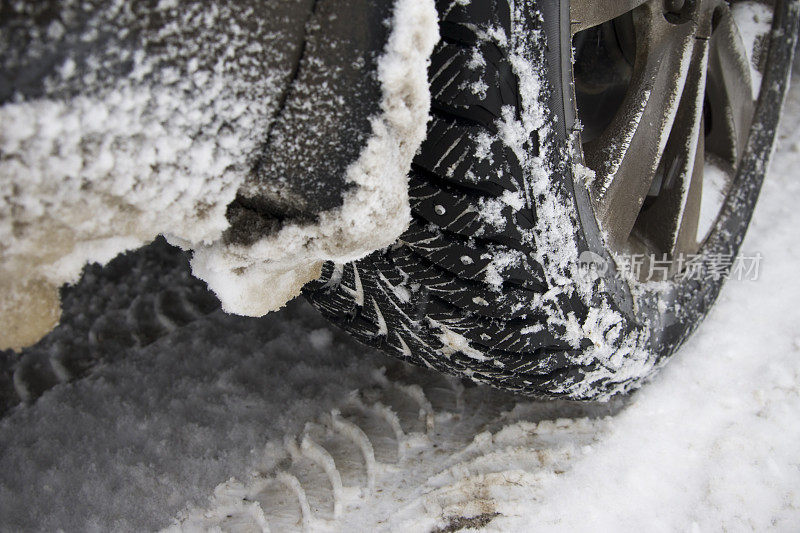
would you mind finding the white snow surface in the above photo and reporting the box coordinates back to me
[731,1,774,97]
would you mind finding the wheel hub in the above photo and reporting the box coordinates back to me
[570,0,757,280]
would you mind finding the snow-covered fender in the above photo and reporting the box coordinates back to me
[189,0,439,318]
[0,0,438,350]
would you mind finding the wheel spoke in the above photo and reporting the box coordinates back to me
[584,2,696,248]
[674,129,705,254]
[633,34,710,256]
[705,4,754,166]
[570,0,650,34]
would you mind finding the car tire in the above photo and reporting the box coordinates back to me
[304,0,799,399]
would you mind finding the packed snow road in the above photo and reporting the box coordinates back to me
[1,62,799,533]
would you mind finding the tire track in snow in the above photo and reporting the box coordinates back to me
[167,365,622,532]
[0,238,220,415]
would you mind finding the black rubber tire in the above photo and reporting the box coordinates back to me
[304,0,799,399]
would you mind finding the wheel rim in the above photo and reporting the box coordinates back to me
[570,0,758,279]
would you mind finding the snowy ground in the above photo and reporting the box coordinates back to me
[1,62,799,533]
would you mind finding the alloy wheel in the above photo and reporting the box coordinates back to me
[570,0,759,279]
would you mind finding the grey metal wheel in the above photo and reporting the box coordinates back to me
[570,0,762,278]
